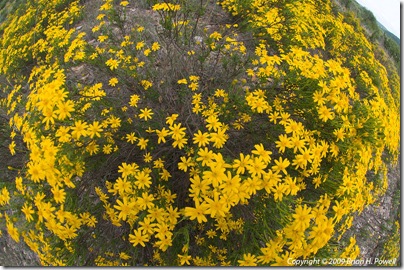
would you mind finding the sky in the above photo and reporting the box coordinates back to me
[355,0,401,38]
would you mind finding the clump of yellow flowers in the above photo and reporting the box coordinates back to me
[0,0,399,266]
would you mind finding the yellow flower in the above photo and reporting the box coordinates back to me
[114,197,135,221]
[232,153,251,175]
[329,143,339,157]
[178,254,192,265]
[209,31,222,40]
[246,156,267,177]
[71,120,89,139]
[114,177,132,196]
[96,13,105,21]
[108,77,118,86]
[292,204,313,232]
[220,171,241,195]
[193,130,210,147]
[308,215,334,249]
[138,217,156,236]
[214,88,226,97]
[137,137,149,150]
[52,186,66,204]
[103,144,113,154]
[284,119,303,135]
[333,127,345,142]
[152,3,181,12]
[258,241,278,264]
[0,187,10,206]
[155,128,169,144]
[163,190,176,204]
[313,90,326,106]
[108,115,121,128]
[178,156,194,172]
[317,105,335,122]
[188,81,198,91]
[105,58,120,70]
[98,35,108,42]
[87,121,103,138]
[238,253,258,266]
[203,160,226,186]
[120,1,129,7]
[21,203,35,222]
[290,135,306,153]
[252,143,272,164]
[6,221,20,243]
[189,175,210,198]
[167,206,180,227]
[148,207,166,225]
[118,162,138,179]
[151,42,160,51]
[8,141,16,155]
[209,128,227,148]
[144,48,151,56]
[140,80,153,90]
[271,157,290,175]
[206,229,217,239]
[272,183,286,202]
[184,199,209,223]
[136,41,145,50]
[177,78,188,84]
[332,200,346,222]
[206,115,222,131]
[169,123,186,140]
[204,192,228,218]
[129,228,149,247]
[126,132,137,144]
[41,107,57,128]
[155,235,173,252]
[269,111,281,124]
[196,147,214,166]
[15,176,24,194]
[27,161,46,183]
[100,1,112,10]
[55,100,75,120]
[284,176,300,195]
[244,176,263,195]
[166,114,179,125]
[129,94,140,107]
[138,192,155,210]
[139,108,154,121]
[135,170,152,189]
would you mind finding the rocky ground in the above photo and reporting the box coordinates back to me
[0,231,39,266]
[348,159,401,266]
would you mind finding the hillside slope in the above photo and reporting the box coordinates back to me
[334,0,400,72]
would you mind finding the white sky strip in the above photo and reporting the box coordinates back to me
[355,0,401,38]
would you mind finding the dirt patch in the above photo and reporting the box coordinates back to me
[346,158,401,266]
[0,230,39,266]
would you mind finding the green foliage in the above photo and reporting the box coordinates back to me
[333,0,400,72]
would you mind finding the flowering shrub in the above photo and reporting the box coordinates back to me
[0,0,399,266]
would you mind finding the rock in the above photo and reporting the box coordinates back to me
[0,230,39,266]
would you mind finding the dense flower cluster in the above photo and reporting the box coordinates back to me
[0,0,399,266]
